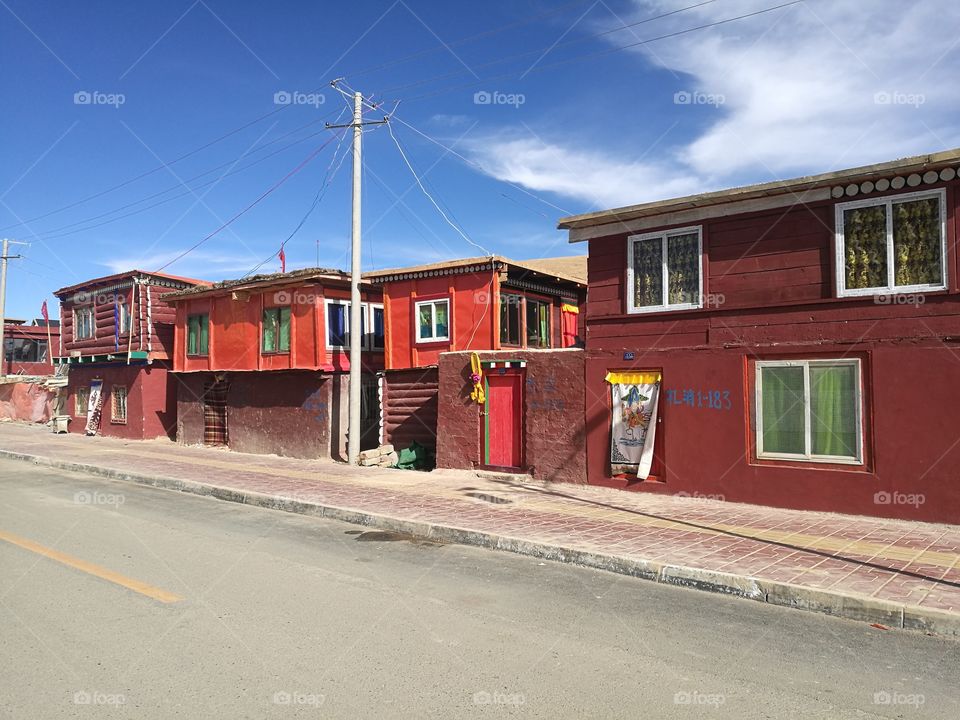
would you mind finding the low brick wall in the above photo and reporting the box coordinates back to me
[436,349,586,483]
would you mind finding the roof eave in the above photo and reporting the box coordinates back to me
[557,147,960,231]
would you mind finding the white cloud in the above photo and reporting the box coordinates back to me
[429,113,471,127]
[466,135,703,208]
[466,0,960,210]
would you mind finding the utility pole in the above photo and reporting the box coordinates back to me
[0,238,23,378]
[327,86,388,464]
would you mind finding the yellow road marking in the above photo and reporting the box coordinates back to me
[0,529,183,604]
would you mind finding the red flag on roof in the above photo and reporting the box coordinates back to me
[40,300,49,324]
[278,245,286,273]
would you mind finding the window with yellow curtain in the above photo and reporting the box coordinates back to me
[627,227,702,313]
[837,189,945,296]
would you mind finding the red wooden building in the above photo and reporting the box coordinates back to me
[166,268,383,460]
[3,319,59,375]
[560,147,960,523]
[53,270,206,439]
[366,255,586,473]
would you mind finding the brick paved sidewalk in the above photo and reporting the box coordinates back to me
[2,421,959,635]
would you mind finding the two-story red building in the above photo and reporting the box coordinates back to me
[366,255,587,479]
[54,270,206,439]
[560,147,960,523]
[166,267,383,460]
[3,318,59,375]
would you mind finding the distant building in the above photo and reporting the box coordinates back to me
[53,270,207,439]
[3,318,59,375]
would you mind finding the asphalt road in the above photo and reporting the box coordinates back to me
[0,458,957,719]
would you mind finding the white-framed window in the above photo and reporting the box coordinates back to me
[835,188,947,297]
[325,300,385,351]
[74,307,95,340]
[415,299,449,343]
[111,386,128,424]
[370,303,384,350]
[755,358,863,464]
[118,300,132,334]
[627,226,703,313]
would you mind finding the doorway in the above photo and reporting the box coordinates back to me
[483,368,524,469]
[203,378,229,446]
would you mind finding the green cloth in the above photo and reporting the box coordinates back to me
[810,365,856,456]
[760,366,805,454]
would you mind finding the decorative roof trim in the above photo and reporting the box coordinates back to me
[501,277,578,300]
[367,261,504,284]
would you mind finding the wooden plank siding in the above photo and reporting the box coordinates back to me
[57,277,196,360]
[586,183,960,340]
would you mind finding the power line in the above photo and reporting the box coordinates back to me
[386,119,490,258]
[0,103,314,234]
[390,114,573,215]
[32,120,339,242]
[343,0,597,81]
[382,0,803,103]
[377,0,719,96]
[243,124,353,277]
[155,133,340,273]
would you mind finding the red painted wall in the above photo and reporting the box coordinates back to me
[583,178,960,523]
[437,350,586,483]
[66,363,176,440]
[383,273,496,369]
[172,282,383,374]
[382,271,585,369]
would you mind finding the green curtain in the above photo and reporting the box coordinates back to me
[262,309,277,352]
[667,232,699,305]
[278,307,291,352]
[539,303,549,347]
[418,305,432,339]
[633,237,662,307]
[893,197,941,286]
[760,366,805,454]
[843,205,887,289]
[434,302,448,337]
[810,365,857,457]
[199,315,209,355]
[187,316,198,355]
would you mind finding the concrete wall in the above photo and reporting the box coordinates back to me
[175,370,379,460]
[176,370,331,459]
[437,349,586,483]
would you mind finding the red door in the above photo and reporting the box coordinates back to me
[484,372,523,468]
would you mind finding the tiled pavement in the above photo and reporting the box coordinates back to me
[2,422,959,633]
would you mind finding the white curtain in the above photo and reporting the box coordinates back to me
[608,372,661,478]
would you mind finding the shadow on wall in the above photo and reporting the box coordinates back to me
[157,372,178,440]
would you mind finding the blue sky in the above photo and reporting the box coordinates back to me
[1,0,958,319]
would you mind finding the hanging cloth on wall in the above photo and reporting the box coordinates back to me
[469,352,485,405]
[606,371,661,478]
[560,303,579,347]
[85,380,104,436]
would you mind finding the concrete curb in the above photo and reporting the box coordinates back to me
[6,449,958,637]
